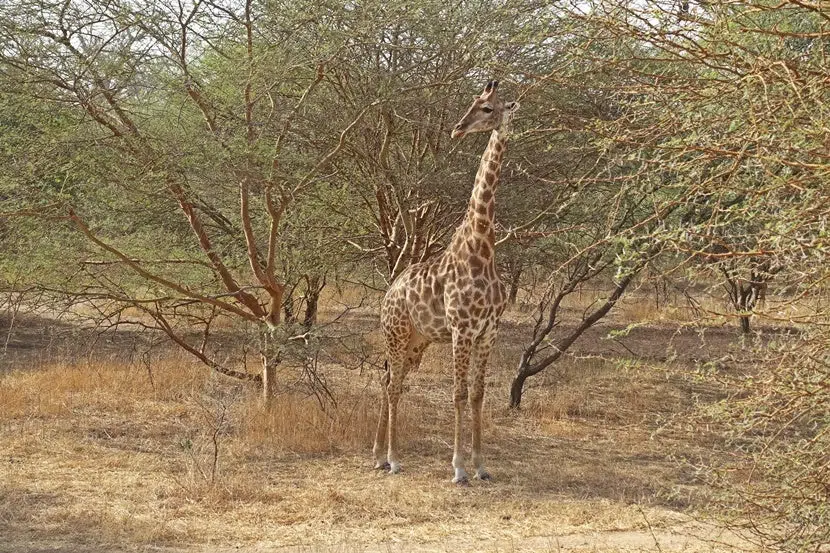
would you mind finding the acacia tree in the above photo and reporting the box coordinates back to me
[483,3,672,406]
[572,0,830,548]
[319,1,581,283]
[0,0,385,399]
[322,5,490,282]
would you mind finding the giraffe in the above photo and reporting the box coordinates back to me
[373,80,519,484]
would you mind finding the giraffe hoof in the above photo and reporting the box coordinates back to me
[475,471,492,482]
[388,462,402,474]
[374,461,391,471]
[452,475,470,486]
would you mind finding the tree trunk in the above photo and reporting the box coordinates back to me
[302,294,318,328]
[509,272,636,409]
[262,355,277,407]
[722,267,773,335]
[507,260,523,305]
[739,314,751,334]
[261,328,281,407]
[738,284,755,334]
[736,282,759,334]
[282,283,297,324]
[302,274,325,329]
[510,370,529,408]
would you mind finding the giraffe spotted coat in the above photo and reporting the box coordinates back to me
[373,80,519,485]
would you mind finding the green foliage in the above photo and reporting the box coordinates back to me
[582,2,829,548]
[0,0,827,546]
[696,329,829,551]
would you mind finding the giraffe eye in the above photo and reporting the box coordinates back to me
[482,106,494,113]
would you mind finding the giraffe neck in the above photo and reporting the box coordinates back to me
[448,129,507,263]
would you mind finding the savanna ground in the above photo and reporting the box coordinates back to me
[0,290,773,553]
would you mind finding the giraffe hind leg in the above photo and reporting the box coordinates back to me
[372,360,391,470]
[385,332,428,475]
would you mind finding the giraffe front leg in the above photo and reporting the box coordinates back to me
[372,364,390,470]
[470,336,495,481]
[470,382,488,480]
[451,336,472,485]
[383,335,427,475]
[386,354,407,475]
[452,387,469,485]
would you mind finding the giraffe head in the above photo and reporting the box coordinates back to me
[451,80,519,139]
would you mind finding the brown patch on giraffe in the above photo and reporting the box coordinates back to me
[480,189,493,202]
[431,279,443,298]
[480,241,492,259]
[469,256,484,275]
[474,218,489,235]
[484,172,495,187]
[487,202,494,218]
[491,285,503,305]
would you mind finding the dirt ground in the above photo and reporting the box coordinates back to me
[0,525,753,553]
[0,302,769,553]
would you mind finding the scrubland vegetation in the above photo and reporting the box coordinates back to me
[0,0,827,551]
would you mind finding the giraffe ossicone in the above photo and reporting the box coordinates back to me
[373,80,519,484]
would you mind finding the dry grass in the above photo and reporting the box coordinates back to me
[0,307,756,552]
